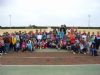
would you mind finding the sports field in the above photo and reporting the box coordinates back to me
[0,49,100,65]
[0,65,100,75]
[0,49,100,75]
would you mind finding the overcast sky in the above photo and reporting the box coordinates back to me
[0,0,100,27]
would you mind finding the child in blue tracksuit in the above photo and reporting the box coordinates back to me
[90,43,98,56]
[27,40,34,51]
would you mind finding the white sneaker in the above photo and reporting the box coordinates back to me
[58,48,60,50]
[0,53,2,55]
[4,53,7,54]
[73,52,76,54]
[84,53,86,55]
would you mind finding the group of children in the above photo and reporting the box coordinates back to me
[0,28,100,56]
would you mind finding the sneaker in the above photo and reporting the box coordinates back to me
[73,52,76,54]
[58,47,60,50]
[0,53,2,55]
[84,53,86,55]
[4,53,7,54]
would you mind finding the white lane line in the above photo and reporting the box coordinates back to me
[1,57,72,59]
[2,55,100,59]
[0,64,100,67]
[1,56,94,59]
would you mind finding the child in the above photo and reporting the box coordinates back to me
[0,36,5,55]
[71,38,80,54]
[66,41,71,51]
[90,43,98,56]
[79,42,84,54]
[59,39,66,49]
[0,36,6,55]
[47,39,52,48]
[41,40,47,49]
[0,42,3,55]
[12,35,17,51]
[66,37,71,50]
[21,40,27,52]
[86,39,92,54]
[75,43,80,54]
[95,32,100,50]
[56,40,61,49]
[27,40,34,51]
[51,40,56,48]
[37,33,42,49]
[59,39,63,49]
[42,32,47,41]
[62,39,67,49]
[37,39,42,49]
[33,38,38,49]
[82,41,88,54]
[15,41,20,52]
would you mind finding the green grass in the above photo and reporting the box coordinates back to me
[0,65,100,75]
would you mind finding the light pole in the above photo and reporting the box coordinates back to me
[88,15,91,28]
[9,14,11,29]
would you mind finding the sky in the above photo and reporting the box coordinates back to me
[0,0,100,27]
